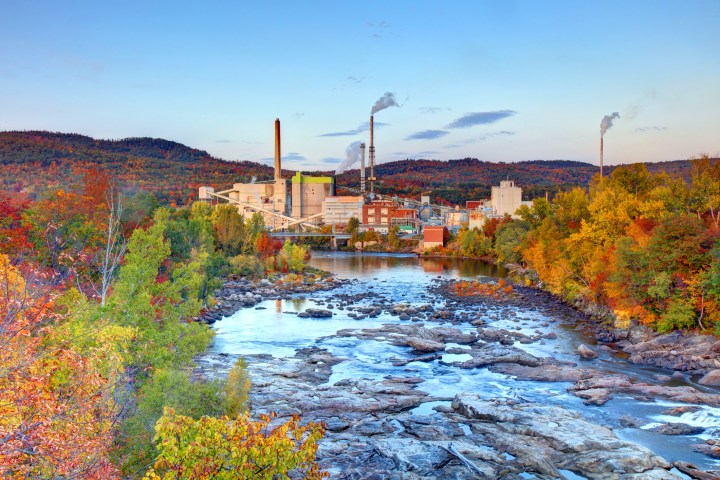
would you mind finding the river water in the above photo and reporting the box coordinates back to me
[209,251,720,472]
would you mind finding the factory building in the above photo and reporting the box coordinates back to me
[229,179,289,227]
[491,180,523,217]
[391,208,419,233]
[322,196,364,227]
[291,172,335,223]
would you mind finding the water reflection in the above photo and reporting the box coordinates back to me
[308,251,507,281]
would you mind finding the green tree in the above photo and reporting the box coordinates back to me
[494,220,530,264]
[212,204,245,254]
[243,212,265,253]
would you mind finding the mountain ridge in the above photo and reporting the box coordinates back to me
[0,130,698,206]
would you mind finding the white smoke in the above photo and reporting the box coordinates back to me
[600,112,620,136]
[371,92,399,115]
[335,141,362,175]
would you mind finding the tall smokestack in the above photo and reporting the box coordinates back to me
[360,142,366,193]
[369,115,376,194]
[274,118,281,181]
[600,135,604,178]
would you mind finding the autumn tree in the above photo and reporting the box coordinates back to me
[143,408,327,480]
[0,255,121,479]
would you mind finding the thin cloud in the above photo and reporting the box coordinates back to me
[260,152,307,162]
[635,126,667,132]
[444,131,514,147]
[477,130,515,141]
[318,121,387,137]
[419,106,449,114]
[321,157,342,164]
[215,139,231,143]
[405,130,450,141]
[446,110,516,128]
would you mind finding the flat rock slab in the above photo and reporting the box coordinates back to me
[452,394,678,479]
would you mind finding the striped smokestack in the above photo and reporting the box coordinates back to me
[369,115,376,193]
[360,142,366,192]
[600,135,604,178]
[274,118,281,180]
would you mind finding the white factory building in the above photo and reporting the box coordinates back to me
[491,180,524,218]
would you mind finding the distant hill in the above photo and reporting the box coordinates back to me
[0,131,278,205]
[0,130,699,206]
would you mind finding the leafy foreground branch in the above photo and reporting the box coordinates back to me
[143,408,327,480]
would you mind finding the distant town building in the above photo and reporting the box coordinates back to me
[322,196,364,227]
[445,206,467,229]
[421,193,431,205]
[391,208,419,233]
[362,200,419,233]
[423,226,449,250]
[491,180,523,217]
[468,210,486,230]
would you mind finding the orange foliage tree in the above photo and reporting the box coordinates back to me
[0,255,120,479]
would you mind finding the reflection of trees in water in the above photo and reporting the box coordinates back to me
[288,298,308,310]
[310,253,507,279]
[421,258,508,278]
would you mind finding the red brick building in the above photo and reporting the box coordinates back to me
[362,201,418,233]
[423,226,449,249]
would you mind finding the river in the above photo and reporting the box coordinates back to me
[208,251,720,475]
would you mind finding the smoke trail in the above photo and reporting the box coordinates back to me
[371,92,399,115]
[600,112,620,136]
[335,141,362,175]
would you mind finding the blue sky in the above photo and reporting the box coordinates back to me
[1,0,718,172]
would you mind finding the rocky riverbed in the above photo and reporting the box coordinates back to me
[196,257,720,479]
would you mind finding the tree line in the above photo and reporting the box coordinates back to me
[438,157,720,334]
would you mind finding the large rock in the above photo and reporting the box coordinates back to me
[699,369,720,386]
[404,336,446,353]
[452,394,676,479]
[578,344,599,359]
[458,344,543,369]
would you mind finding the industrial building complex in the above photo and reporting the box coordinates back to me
[199,118,534,248]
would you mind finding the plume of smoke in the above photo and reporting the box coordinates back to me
[371,92,399,115]
[250,176,257,183]
[335,141,362,175]
[600,112,620,136]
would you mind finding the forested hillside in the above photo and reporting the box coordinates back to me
[0,130,700,206]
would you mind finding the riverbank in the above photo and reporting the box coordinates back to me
[448,278,720,383]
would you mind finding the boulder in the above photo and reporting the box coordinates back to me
[578,344,599,359]
[404,336,446,353]
[699,369,720,386]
